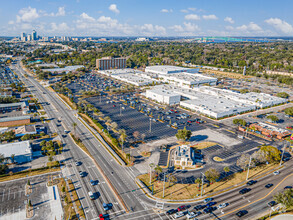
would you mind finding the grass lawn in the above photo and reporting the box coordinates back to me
[56,178,78,220]
[0,167,60,183]
[138,163,280,200]
[68,179,85,219]
[191,142,218,150]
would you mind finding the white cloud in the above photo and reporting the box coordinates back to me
[224,17,234,24]
[109,4,120,14]
[170,22,200,34]
[202,14,218,20]
[80,12,95,22]
[185,14,200,21]
[141,24,166,35]
[265,18,293,35]
[16,7,39,23]
[180,9,189,13]
[188,8,196,11]
[8,21,14,25]
[56,7,65,16]
[236,22,262,32]
[51,22,71,32]
[161,9,173,13]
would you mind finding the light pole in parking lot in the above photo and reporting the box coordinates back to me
[149,118,152,133]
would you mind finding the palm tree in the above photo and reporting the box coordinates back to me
[10,154,15,164]
[119,131,127,153]
[72,122,77,136]
[154,165,163,178]
[223,166,230,177]
[195,178,202,188]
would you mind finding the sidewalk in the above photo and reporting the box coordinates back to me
[48,185,63,220]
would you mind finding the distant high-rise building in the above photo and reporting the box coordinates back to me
[27,34,32,41]
[32,30,37,40]
[96,57,126,70]
[20,32,26,41]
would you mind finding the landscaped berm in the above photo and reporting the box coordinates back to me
[138,163,280,200]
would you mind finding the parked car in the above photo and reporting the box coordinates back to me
[204,198,213,203]
[194,205,206,210]
[265,183,273,188]
[75,161,81,166]
[186,211,197,219]
[284,186,292,189]
[177,205,186,211]
[90,179,97,186]
[174,211,185,218]
[166,209,177,215]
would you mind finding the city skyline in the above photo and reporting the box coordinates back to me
[0,0,292,37]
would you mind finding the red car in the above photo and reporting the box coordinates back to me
[99,214,104,220]
[177,205,186,211]
[113,105,116,107]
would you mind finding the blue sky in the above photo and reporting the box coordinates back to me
[1,0,292,37]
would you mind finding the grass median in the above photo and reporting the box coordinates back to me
[0,166,60,183]
[138,163,280,200]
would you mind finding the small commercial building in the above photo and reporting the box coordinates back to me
[0,115,31,127]
[15,125,36,137]
[145,87,181,105]
[42,65,84,74]
[0,102,29,114]
[174,145,195,168]
[145,65,199,75]
[0,141,32,164]
[249,122,291,139]
[96,57,126,70]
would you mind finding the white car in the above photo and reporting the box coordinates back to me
[174,211,184,219]
[218,203,228,209]
[273,171,280,175]
[186,212,197,219]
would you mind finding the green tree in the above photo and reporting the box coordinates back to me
[273,189,293,209]
[154,165,163,177]
[195,178,202,188]
[175,127,192,141]
[223,166,230,176]
[276,92,289,99]
[260,145,281,163]
[27,179,30,186]
[266,115,279,123]
[72,122,77,136]
[284,107,293,116]
[205,168,220,183]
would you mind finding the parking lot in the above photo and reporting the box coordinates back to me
[0,173,61,220]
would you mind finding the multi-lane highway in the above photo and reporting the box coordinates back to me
[11,60,293,220]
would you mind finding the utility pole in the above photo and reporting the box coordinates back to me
[200,172,204,197]
[280,141,286,166]
[163,172,166,198]
[149,118,152,133]
[246,156,252,181]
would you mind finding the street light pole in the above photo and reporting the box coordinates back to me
[280,141,286,166]
[163,172,166,198]
[246,156,252,181]
[200,172,204,197]
[149,118,152,133]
